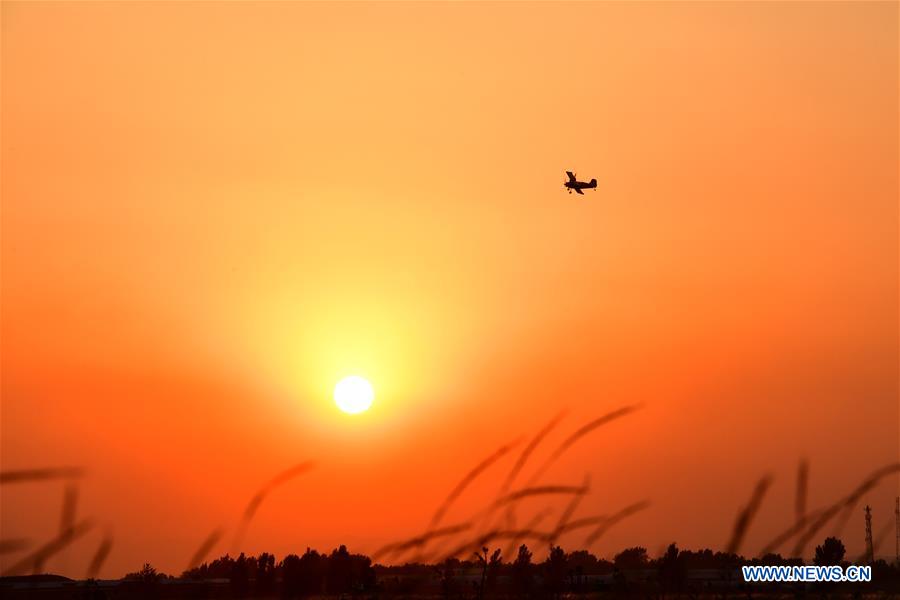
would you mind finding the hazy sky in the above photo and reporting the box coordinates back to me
[2,1,897,578]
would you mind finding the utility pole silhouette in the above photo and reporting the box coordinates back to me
[895,497,899,566]
[864,505,874,565]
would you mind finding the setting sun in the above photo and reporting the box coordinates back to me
[334,376,374,414]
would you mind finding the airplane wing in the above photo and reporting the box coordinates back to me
[566,171,577,182]
[574,187,584,195]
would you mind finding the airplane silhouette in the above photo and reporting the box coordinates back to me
[564,171,597,195]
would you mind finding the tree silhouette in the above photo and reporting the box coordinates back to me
[123,563,162,600]
[473,546,489,600]
[486,547,502,592]
[436,558,460,599]
[125,564,159,583]
[280,554,302,599]
[256,552,276,594]
[544,546,567,599]
[472,546,501,600]
[322,545,375,595]
[511,544,534,597]
[814,537,845,566]
[613,547,648,570]
[299,549,326,596]
[657,543,685,595]
[230,553,249,598]
[566,550,600,592]
[325,546,352,595]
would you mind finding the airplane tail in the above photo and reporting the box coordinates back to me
[589,178,597,187]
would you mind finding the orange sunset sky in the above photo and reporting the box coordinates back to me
[1,0,898,579]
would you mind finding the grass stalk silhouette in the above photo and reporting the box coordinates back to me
[502,508,552,559]
[725,474,774,555]
[871,520,894,557]
[6,519,94,576]
[468,412,567,541]
[556,506,651,541]
[584,500,651,546]
[830,502,859,538]
[86,534,114,579]
[418,494,575,564]
[791,462,900,557]
[500,411,567,496]
[757,507,825,556]
[372,523,472,563]
[410,438,522,561]
[0,468,85,485]
[556,514,614,537]
[826,462,899,538]
[0,539,31,555]
[444,497,650,562]
[526,405,642,486]
[435,482,591,552]
[231,461,315,553]
[791,503,846,557]
[795,459,808,526]
[427,438,523,532]
[548,474,590,546]
[491,484,590,510]
[440,527,552,562]
[270,411,636,566]
[853,520,893,564]
[187,528,225,572]
[59,483,78,540]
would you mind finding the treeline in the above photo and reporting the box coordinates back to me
[178,546,374,596]
[118,537,900,597]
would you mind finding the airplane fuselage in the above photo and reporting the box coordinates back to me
[564,179,597,194]
[565,181,596,190]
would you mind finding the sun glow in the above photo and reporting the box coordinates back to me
[333,376,374,414]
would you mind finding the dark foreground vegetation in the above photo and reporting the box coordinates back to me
[3,538,899,600]
[4,409,899,600]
